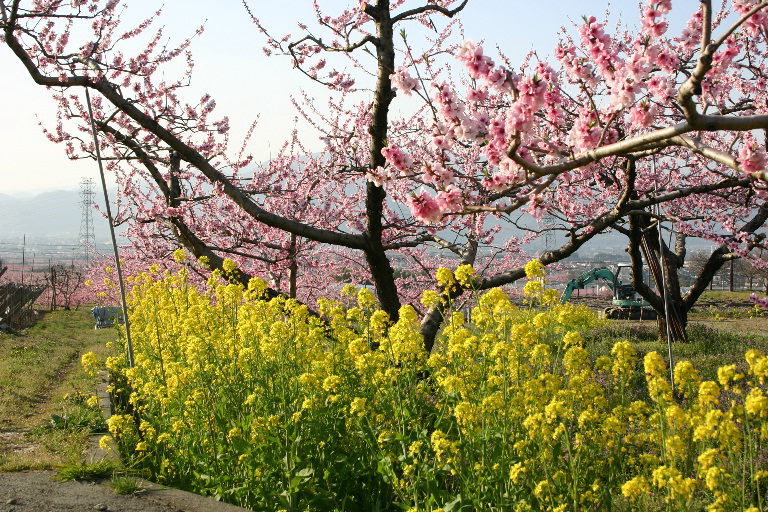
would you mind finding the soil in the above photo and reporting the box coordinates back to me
[0,471,181,512]
[0,430,35,458]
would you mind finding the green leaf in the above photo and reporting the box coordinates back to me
[443,494,462,511]
[295,467,314,478]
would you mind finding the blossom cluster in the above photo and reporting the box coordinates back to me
[390,67,418,95]
[738,134,768,174]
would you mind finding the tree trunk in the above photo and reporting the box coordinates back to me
[627,211,688,342]
[288,234,298,299]
[729,259,734,292]
[656,297,688,343]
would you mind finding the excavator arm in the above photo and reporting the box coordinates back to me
[560,268,619,303]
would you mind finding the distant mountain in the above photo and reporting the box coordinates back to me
[0,187,716,258]
[0,189,114,242]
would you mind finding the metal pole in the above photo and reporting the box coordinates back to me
[84,88,134,368]
[652,156,675,393]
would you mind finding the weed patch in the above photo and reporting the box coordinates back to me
[56,460,117,482]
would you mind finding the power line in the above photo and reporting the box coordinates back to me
[0,242,113,248]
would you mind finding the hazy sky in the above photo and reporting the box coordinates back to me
[0,1,696,194]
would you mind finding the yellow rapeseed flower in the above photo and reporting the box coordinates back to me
[172,248,187,263]
[717,364,742,390]
[524,259,545,278]
[322,375,342,393]
[697,448,719,472]
[673,360,700,397]
[349,397,367,416]
[222,258,238,273]
[454,264,476,288]
[698,381,721,408]
[643,352,667,377]
[562,331,583,348]
[408,440,424,457]
[523,279,544,298]
[420,290,442,308]
[81,352,100,377]
[454,401,478,427]
[745,387,768,417]
[436,267,455,288]
[508,462,525,484]
[357,287,377,309]
[98,435,112,451]
[621,475,650,501]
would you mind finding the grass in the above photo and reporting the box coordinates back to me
[698,289,759,302]
[110,474,145,495]
[689,307,764,320]
[0,307,115,472]
[33,392,107,434]
[0,457,55,472]
[586,321,768,380]
[56,459,118,481]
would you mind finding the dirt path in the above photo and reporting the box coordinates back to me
[2,349,80,431]
[0,429,35,463]
[0,310,248,512]
[0,471,183,512]
[0,312,182,511]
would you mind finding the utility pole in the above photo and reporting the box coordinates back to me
[21,234,26,285]
[50,261,57,311]
[543,213,555,255]
[79,178,96,266]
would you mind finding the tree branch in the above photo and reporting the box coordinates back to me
[391,0,469,23]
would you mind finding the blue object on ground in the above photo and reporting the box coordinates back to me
[91,306,124,329]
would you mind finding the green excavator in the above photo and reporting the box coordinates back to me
[560,264,657,320]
